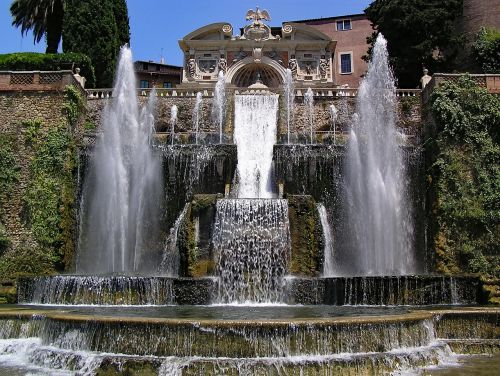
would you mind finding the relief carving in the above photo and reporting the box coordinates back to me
[198,60,217,73]
[187,58,196,78]
[288,58,298,77]
[319,58,329,78]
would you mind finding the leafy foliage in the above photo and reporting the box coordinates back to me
[429,76,500,276]
[10,0,64,53]
[472,27,500,74]
[63,0,130,87]
[0,52,95,87]
[365,0,463,88]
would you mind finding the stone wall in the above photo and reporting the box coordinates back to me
[0,92,68,249]
[86,94,421,143]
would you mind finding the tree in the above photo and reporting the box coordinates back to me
[472,27,500,74]
[365,0,463,88]
[62,0,130,87]
[10,0,64,53]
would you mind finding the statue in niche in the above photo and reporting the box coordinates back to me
[218,57,227,73]
[319,58,329,78]
[187,58,196,78]
[288,58,298,77]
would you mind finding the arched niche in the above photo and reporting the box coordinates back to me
[226,57,286,88]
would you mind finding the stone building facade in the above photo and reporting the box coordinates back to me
[291,14,372,88]
[134,60,182,89]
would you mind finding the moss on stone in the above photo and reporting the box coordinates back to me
[287,195,323,276]
[191,193,221,216]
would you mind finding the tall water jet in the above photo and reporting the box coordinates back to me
[329,104,338,145]
[212,71,226,144]
[304,88,314,144]
[318,203,336,276]
[193,92,203,144]
[343,34,415,275]
[284,68,295,144]
[170,105,178,146]
[234,94,278,198]
[77,46,163,273]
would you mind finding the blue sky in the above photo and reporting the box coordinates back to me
[1,0,372,66]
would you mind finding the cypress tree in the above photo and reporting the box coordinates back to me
[63,0,130,87]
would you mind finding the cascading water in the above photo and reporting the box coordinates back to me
[318,203,336,277]
[342,34,415,275]
[170,104,177,145]
[160,203,189,276]
[329,104,338,145]
[234,94,278,198]
[213,199,291,303]
[193,92,203,144]
[212,71,226,144]
[304,88,314,144]
[284,68,295,144]
[77,46,163,274]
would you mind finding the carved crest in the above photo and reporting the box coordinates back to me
[245,7,271,22]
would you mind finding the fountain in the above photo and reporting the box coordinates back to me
[304,87,314,144]
[77,46,163,274]
[284,68,295,144]
[170,104,177,145]
[341,34,416,276]
[0,16,496,376]
[212,71,226,144]
[193,91,203,144]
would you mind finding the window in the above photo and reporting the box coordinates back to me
[140,80,149,88]
[142,63,148,70]
[340,53,353,74]
[336,19,352,31]
[163,82,172,88]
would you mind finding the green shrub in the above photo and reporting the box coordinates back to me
[0,52,95,87]
[472,27,500,74]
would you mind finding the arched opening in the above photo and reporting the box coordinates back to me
[231,63,283,88]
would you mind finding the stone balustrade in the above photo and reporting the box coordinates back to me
[87,87,421,99]
[0,70,85,94]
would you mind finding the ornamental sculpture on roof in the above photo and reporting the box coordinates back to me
[243,7,273,41]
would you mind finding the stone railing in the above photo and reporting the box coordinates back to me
[87,87,421,99]
[422,73,500,102]
[0,70,85,94]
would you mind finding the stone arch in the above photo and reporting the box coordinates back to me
[225,57,286,88]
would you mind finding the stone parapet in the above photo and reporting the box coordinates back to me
[0,70,85,95]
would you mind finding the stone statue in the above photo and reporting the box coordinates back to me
[73,67,86,88]
[420,68,431,89]
[288,58,298,77]
[187,58,196,78]
[218,57,227,73]
[319,58,328,78]
[245,7,271,22]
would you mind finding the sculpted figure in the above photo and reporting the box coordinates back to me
[187,58,196,78]
[218,57,227,73]
[319,58,328,78]
[288,58,298,77]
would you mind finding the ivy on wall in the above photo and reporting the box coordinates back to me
[428,76,499,277]
[0,134,19,253]
[0,86,84,279]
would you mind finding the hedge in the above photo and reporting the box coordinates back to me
[0,52,95,88]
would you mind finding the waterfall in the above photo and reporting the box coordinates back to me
[170,104,177,145]
[304,88,314,144]
[343,34,415,275]
[193,92,203,144]
[318,204,336,277]
[212,71,226,143]
[284,68,295,144]
[77,46,163,274]
[234,94,278,198]
[213,199,291,303]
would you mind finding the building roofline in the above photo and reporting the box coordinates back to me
[134,60,182,70]
[286,13,367,24]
